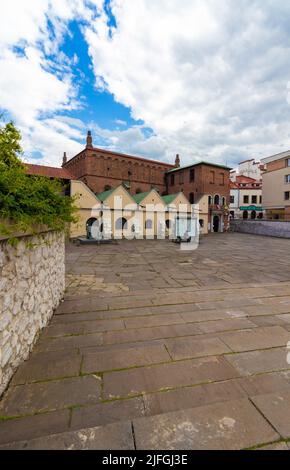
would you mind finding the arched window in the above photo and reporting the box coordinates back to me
[214,194,220,205]
[145,219,153,229]
[115,217,128,230]
[208,196,212,205]
[222,197,226,206]
[251,210,256,220]
[165,219,171,229]
[189,193,194,204]
[199,219,204,228]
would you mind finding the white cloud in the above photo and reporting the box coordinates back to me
[2,0,290,168]
[84,0,290,165]
[0,0,92,166]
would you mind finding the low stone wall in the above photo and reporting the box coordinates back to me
[0,231,65,396]
[230,220,290,239]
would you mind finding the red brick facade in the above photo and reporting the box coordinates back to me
[166,163,230,205]
[64,146,173,195]
[63,133,231,204]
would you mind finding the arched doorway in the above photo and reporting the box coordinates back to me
[243,211,248,220]
[213,215,220,233]
[251,210,256,220]
[86,218,99,239]
[115,217,128,230]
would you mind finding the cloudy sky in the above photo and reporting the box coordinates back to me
[1,0,290,168]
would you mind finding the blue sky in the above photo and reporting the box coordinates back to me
[1,0,290,168]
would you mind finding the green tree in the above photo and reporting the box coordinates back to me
[0,121,77,239]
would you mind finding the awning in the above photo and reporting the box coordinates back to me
[239,206,264,212]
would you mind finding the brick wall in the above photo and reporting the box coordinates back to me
[64,149,173,195]
[166,164,230,204]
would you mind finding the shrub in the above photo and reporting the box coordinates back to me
[0,121,77,240]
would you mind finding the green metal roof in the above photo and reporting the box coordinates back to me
[162,194,180,204]
[132,191,151,204]
[167,161,232,173]
[97,188,115,202]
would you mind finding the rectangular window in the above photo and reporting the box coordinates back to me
[259,196,262,204]
[285,191,290,201]
[286,159,290,168]
[189,169,195,182]
[230,196,235,204]
[179,172,184,184]
[243,195,249,204]
[252,195,257,204]
[220,173,225,185]
[170,174,175,186]
[210,171,215,184]
[285,175,290,183]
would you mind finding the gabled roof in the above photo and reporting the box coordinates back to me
[132,191,151,204]
[162,193,180,204]
[97,188,115,202]
[25,163,73,179]
[236,175,258,183]
[167,161,232,173]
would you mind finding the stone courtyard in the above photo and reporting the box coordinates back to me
[1,232,290,449]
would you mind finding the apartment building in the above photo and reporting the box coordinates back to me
[261,150,290,220]
[230,176,263,219]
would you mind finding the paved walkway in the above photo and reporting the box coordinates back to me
[1,233,290,449]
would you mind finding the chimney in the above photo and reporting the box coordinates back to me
[86,130,93,148]
[62,151,67,167]
[175,154,180,168]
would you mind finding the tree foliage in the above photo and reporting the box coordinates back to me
[0,121,77,238]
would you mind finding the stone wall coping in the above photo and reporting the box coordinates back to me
[0,227,60,243]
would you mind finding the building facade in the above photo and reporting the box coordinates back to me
[261,150,290,221]
[26,130,231,236]
[165,162,231,233]
[230,176,263,220]
[62,131,174,195]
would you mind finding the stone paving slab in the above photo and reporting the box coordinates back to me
[0,410,70,445]
[165,336,231,361]
[124,313,185,329]
[82,344,170,374]
[34,332,103,353]
[197,318,257,334]
[0,422,134,450]
[252,391,290,439]
[220,326,290,353]
[103,356,239,399]
[225,347,290,376]
[142,380,247,417]
[236,373,290,397]
[42,318,124,338]
[102,323,203,345]
[70,397,145,430]
[11,350,82,385]
[133,398,279,450]
[0,376,101,417]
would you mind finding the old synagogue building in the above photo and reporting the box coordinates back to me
[26,131,232,237]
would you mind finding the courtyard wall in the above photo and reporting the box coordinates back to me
[230,219,290,238]
[0,231,65,396]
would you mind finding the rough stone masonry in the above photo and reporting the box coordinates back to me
[0,231,65,396]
